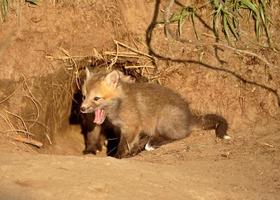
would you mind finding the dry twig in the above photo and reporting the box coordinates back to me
[107,40,120,69]
[124,65,155,69]
[13,135,43,148]
[5,110,29,133]
[24,95,40,128]
[115,40,155,60]
[59,47,81,89]
[4,129,35,136]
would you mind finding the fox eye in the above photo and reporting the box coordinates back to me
[93,97,101,101]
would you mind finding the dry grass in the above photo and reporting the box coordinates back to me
[46,40,158,83]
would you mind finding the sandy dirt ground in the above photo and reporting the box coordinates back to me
[0,123,279,200]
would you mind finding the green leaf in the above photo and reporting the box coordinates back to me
[240,0,258,14]
[1,0,9,21]
[223,14,231,42]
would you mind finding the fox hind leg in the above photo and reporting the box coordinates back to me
[145,135,176,151]
[145,113,191,151]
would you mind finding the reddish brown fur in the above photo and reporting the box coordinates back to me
[81,70,228,158]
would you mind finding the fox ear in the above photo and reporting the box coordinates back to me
[85,67,91,81]
[105,70,120,88]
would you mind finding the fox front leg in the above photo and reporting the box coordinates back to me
[115,128,140,158]
[115,135,129,158]
[83,125,104,154]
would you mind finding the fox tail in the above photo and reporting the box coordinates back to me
[191,114,230,139]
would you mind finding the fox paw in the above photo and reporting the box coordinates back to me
[145,143,155,151]
[223,135,231,140]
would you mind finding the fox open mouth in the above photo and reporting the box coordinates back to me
[94,109,106,125]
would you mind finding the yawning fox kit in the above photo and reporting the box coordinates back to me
[81,68,229,158]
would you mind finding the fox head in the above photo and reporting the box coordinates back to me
[80,69,130,124]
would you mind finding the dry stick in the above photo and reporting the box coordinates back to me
[115,40,155,60]
[105,41,157,79]
[21,74,42,127]
[59,47,81,89]
[12,134,43,148]
[104,52,143,58]
[24,95,40,129]
[46,55,88,60]
[46,49,149,63]
[108,40,120,69]
[5,129,35,136]
[214,43,279,70]
[45,134,52,145]
[93,48,104,59]
[260,142,275,148]
[22,77,42,108]
[4,113,18,133]
[125,137,131,152]
[0,129,42,148]
[124,65,155,69]
[111,41,157,79]
[109,54,140,58]
[143,60,154,78]
[14,136,43,148]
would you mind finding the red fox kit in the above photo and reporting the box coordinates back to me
[81,69,229,158]
[80,69,135,155]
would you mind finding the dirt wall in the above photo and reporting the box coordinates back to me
[0,0,279,150]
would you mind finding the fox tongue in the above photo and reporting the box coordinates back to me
[94,109,106,125]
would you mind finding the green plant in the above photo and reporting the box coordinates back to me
[211,0,271,46]
[169,6,198,38]
[165,0,272,47]
[0,0,9,22]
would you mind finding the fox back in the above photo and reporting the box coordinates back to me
[81,71,192,136]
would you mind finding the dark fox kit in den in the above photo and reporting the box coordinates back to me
[81,69,230,158]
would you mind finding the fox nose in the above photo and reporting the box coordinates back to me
[80,106,86,113]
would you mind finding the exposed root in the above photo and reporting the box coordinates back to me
[5,110,29,133]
